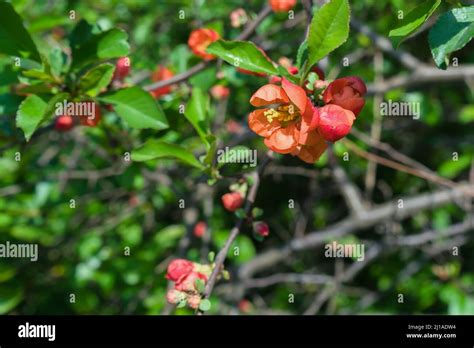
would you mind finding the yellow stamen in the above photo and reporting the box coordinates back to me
[264,104,300,123]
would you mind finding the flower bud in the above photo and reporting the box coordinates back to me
[269,0,297,12]
[188,28,220,60]
[210,85,230,100]
[222,192,244,212]
[166,259,194,281]
[175,271,207,292]
[253,221,270,237]
[79,102,101,127]
[323,76,366,116]
[188,294,201,309]
[150,65,174,99]
[55,115,74,132]
[193,221,207,238]
[318,104,355,142]
[166,289,185,304]
[230,8,248,28]
[113,57,131,81]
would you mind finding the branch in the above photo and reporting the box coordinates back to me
[238,183,472,280]
[200,151,273,307]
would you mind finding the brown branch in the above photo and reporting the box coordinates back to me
[200,151,273,309]
[238,183,472,280]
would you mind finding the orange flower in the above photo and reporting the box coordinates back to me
[150,65,174,99]
[248,78,327,163]
[188,28,220,60]
[269,0,297,12]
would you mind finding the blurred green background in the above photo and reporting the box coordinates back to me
[0,0,473,315]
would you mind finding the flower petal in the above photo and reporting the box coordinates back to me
[281,77,307,113]
[296,131,328,163]
[250,84,289,107]
[248,109,280,137]
[264,124,299,154]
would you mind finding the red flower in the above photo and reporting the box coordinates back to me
[175,271,208,292]
[188,28,220,60]
[269,0,297,12]
[150,65,174,99]
[210,85,230,100]
[113,57,131,81]
[248,78,327,163]
[323,76,367,116]
[318,104,355,142]
[222,192,244,212]
[253,221,270,237]
[193,221,207,238]
[166,259,194,282]
[79,102,101,127]
[55,115,74,132]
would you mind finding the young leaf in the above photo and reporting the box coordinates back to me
[389,0,441,47]
[98,87,168,130]
[185,88,211,147]
[131,139,205,169]
[198,299,211,312]
[78,63,115,97]
[16,93,69,141]
[429,7,474,70]
[206,40,277,75]
[307,0,350,68]
[194,279,205,293]
[72,28,130,70]
[16,95,47,141]
[296,39,308,69]
[0,2,41,62]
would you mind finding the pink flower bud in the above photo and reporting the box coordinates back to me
[165,259,194,281]
[222,192,244,212]
[253,221,270,237]
[193,221,207,238]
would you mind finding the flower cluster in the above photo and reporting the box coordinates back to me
[165,259,212,309]
[248,75,366,163]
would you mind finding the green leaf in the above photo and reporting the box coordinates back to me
[199,299,211,311]
[16,95,47,141]
[72,28,130,70]
[132,139,204,169]
[429,7,474,69]
[206,40,277,75]
[307,0,350,68]
[389,0,441,47]
[98,87,168,130]
[0,2,41,62]
[0,285,23,314]
[78,63,115,97]
[208,251,215,263]
[195,278,205,293]
[185,88,211,147]
[16,93,68,141]
[296,39,308,69]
